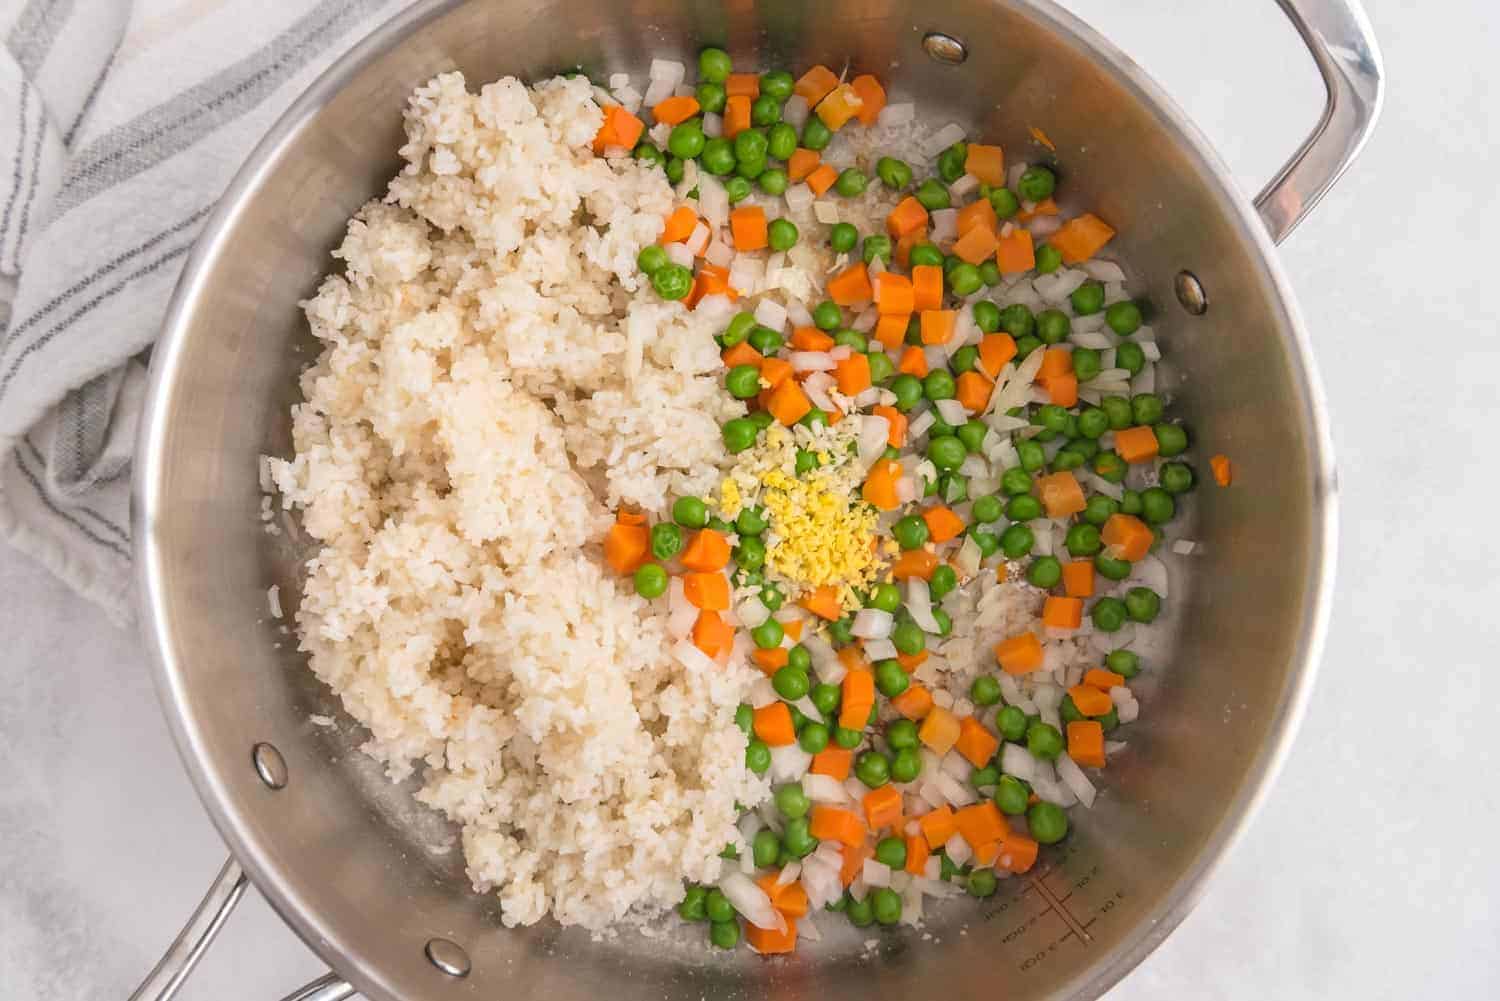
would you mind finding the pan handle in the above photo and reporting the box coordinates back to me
[1254,0,1385,244]
[128,855,357,1001]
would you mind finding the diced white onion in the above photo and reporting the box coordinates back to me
[895,475,919,504]
[863,859,893,887]
[854,387,880,408]
[643,77,675,110]
[935,771,976,806]
[1172,539,1198,555]
[803,372,835,412]
[959,454,989,479]
[782,94,810,128]
[852,607,894,640]
[803,773,849,803]
[922,122,967,157]
[863,638,898,661]
[684,222,710,256]
[719,871,786,932]
[803,633,845,683]
[1001,743,1037,782]
[941,752,973,782]
[1069,330,1114,349]
[705,241,733,268]
[813,200,840,224]
[649,58,685,84]
[944,833,973,865]
[852,307,879,333]
[790,350,835,372]
[1056,753,1097,807]
[929,208,958,245]
[950,173,979,198]
[1131,553,1170,598]
[785,183,814,213]
[908,410,935,439]
[858,415,890,468]
[1082,259,1126,283]
[1132,364,1156,394]
[878,102,915,127]
[769,744,813,784]
[956,536,982,577]
[754,298,787,331]
[935,398,968,426]
[729,256,762,295]
[905,578,942,634]
[664,242,694,268]
[1033,268,1088,304]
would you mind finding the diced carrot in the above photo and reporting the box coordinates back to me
[652,95,700,125]
[759,357,794,390]
[724,95,751,138]
[839,670,875,730]
[1068,684,1112,717]
[684,571,730,611]
[1101,513,1152,561]
[904,834,930,876]
[886,197,929,239]
[811,746,854,781]
[827,262,873,305]
[753,702,796,746]
[837,645,871,676]
[752,646,789,674]
[978,333,1018,377]
[1115,426,1160,464]
[1017,197,1059,222]
[1037,347,1073,379]
[1084,668,1125,690]
[919,310,956,346]
[756,872,810,919]
[680,528,731,571]
[1211,453,1233,486]
[720,341,763,371]
[994,632,1044,674]
[954,801,1008,849]
[604,521,649,574]
[955,370,993,413]
[746,918,798,955]
[794,65,839,106]
[891,684,933,720]
[911,264,943,309]
[973,841,1000,867]
[591,105,645,153]
[810,804,866,847]
[895,650,928,672]
[784,619,804,642]
[953,225,1000,266]
[1062,560,1095,598]
[889,345,926,380]
[1037,470,1087,517]
[765,379,812,426]
[660,205,699,244]
[617,510,648,526]
[1049,212,1115,263]
[730,206,768,251]
[815,83,861,131]
[799,584,843,620]
[1041,372,1078,408]
[804,162,838,196]
[870,314,906,352]
[692,609,733,658]
[840,841,872,886]
[686,264,737,308]
[922,505,965,544]
[955,716,1000,768]
[1066,719,1106,767]
[995,227,1035,273]
[956,197,998,237]
[787,147,821,182]
[1042,596,1083,629]
[863,785,903,830]
[890,549,938,581]
[850,74,887,125]
[872,404,907,447]
[873,272,914,315]
[861,458,901,511]
[917,705,960,754]
[964,143,1005,185]
[1029,124,1056,150]
[834,352,872,395]
[726,73,760,98]
[997,831,1040,873]
[919,804,956,849]
[791,326,835,351]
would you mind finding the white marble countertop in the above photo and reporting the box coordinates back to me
[3,1,1497,998]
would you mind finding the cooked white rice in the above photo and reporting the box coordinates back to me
[267,72,768,930]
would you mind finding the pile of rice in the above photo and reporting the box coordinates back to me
[267,72,768,930]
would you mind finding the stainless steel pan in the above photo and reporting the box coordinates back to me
[130,1,1382,999]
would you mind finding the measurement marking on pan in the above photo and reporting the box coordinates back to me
[1028,872,1094,944]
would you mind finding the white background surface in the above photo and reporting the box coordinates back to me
[3,1,1498,998]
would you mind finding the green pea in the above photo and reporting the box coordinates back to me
[723,363,760,399]
[736,535,767,571]
[745,738,771,773]
[892,620,925,656]
[731,126,766,161]
[748,325,783,354]
[828,615,855,645]
[928,435,966,471]
[1071,408,1106,442]
[1160,461,1196,494]
[1063,438,1098,463]
[846,894,874,927]
[956,419,986,454]
[989,186,1021,219]
[1082,495,1120,527]
[929,564,958,599]
[943,253,963,276]
[1141,487,1175,525]
[949,262,982,296]
[743,170,781,198]
[875,657,909,697]
[700,137,735,175]
[924,369,957,401]
[652,262,694,300]
[909,243,945,268]
[999,522,1034,558]
[761,70,795,100]
[1026,720,1063,760]
[971,675,1002,706]
[721,312,758,348]
[1016,165,1056,202]
[970,494,1003,524]
[1126,586,1161,623]
[1027,555,1062,588]
[1035,404,1068,433]
[812,682,841,717]
[1106,300,1143,336]
[630,561,666,598]
[891,747,923,783]
[766,217,798,252]
[862,234,892,265]
[665,156,686,184]
[997,705,1028,741]
[1127,394,1161,427]
[875,836,908,870]
[1065,522,1102,557]
[735,703,754,736]
[915,177,950,210]
[699,47,732,83]
[960,304,997,338]
[714,176,748,204]
[1070,280,1105,315]
[637,244,668,275]
[1015,334,1042,360]
[937,142,968,182]
[877,156,912,190]
[759,121,796,161]
[774,782,811,820]
[1106,649,1141,678]
[693,81,726,114]
[967,868,999,898]
[1062,349,1098,386]
[1091,596,1127,632]
[941,472,968,505]
[722,417,757,453]
[999,303,1034,339]
[978,259,1002,287]
[1036,309,1071,344]
[731,506,765,537]
[887,718,919,750]
[773,666,810,701]
[1028,801,1070,844]
[800,303,837,335]
[752,828,782,869]
[749,93,780,126]
[1005,495,1042,522]
[1017,439,1046,472]
[672,496,709,528]
[829,222,858,253]
[834,725,863,749]
[647,523,681,561]
[939,852,966,881]
[667,119,706,159]
[1094,552,1131,581]
[783,815,817,856]
[886,373,919,413]
[746,410,775,431]
[868,350,895,384]
[1155,423,1189,457]
[788,704,808,731]
[866,582,900,614]
[1107,345,1143,380]
[751,618,783,652]
[801,115,832,150]
[1035,242,1063,273]
[679,884,709,921]
[834,168,868,198]
[634,141,665,166]
[995,774,1030,815]
[871,887,903,926]
[735,154,766,180]
[702,887,735,923]
[1098,396,1131,432]
[1059,693,1084,725]
[1086,452,1123,485]
[855,750,891,788]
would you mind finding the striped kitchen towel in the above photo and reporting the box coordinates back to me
[0,0,407,624]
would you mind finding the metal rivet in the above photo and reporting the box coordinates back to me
[1175,270,1208,315]
[425,938,470,978]
[922,32,967,65]
[251,742,287,789]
